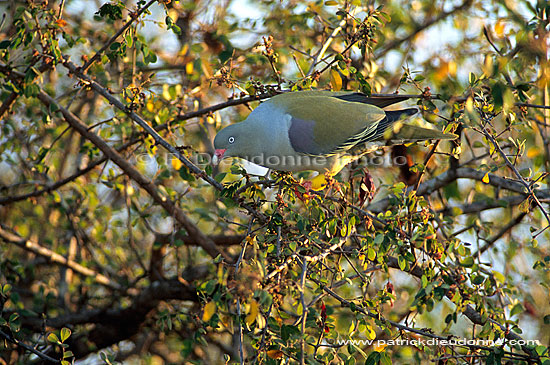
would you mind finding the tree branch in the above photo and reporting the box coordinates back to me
[21,279,198,359]
[34,89,230,261]
[0,224,123,291]
[0,329,60,363]
[384,256,538,359]
[368,167,549,213]
[473,212,527,256]
[61,58,267,224]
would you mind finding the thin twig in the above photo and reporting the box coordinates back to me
[0,329,60,363]
[479,127,550,233]
[236,300,244,365]
[62,58,267,224]
[0,224,123,291]
[81,0,157,72]
[299,258,308,365]
[473,212,527,256]
[306,8,362,76]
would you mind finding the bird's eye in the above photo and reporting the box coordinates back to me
[228,136,235,144]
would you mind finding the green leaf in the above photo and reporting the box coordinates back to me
[472,275,484,285]
[1,284,12,295]
[459,257,474,267]
[492,271,505,284]
[214,172,226,182]
[374,234,384,245]
[510,303,524,317]
[367,248,376,261]
[398,256,406,271]
[96,3,123,20]
[60,327,71,342]
[125,34,133,48]
[491,81,505,109]
[47,333,59,343]
[281,324,300,343]
[365,351,381,365]
[469,72,476,85]
[380,352,392,365]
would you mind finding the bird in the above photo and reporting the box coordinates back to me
[213,90,457,190]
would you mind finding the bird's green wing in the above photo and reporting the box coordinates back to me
[271,91,386,156]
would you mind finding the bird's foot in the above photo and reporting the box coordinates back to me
[301,180,313,191]
[294,180,312,203]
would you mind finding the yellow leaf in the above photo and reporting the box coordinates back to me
[482,172,490,184]
[146,99,155,112]
[162,84,171,101]
[186,62,194,75]
[448,61,457,76]
[180,43,189,56]
[495,20,505,37]
[145,136,157,155]
[483,55,494,77]
[488,140,496,156]
[365,324,376,340]
[267,350,284,359]
[256,313,266,329]
[168,9,179,22]
[527,147,539,158]
[172,158,182,171]
[330,69,342,91]
[245,299,259,326]
[55,19,67,27]
[296,301,303,316]
[373,341,387,352]
[202,301,216,321]
[519,198,531,213]
[465,97,474,113]
[434,62,448,81]
[307,2,321,13]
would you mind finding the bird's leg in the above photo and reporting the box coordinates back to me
[301,180,313,191]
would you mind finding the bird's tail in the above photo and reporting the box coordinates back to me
[386,123,458,144]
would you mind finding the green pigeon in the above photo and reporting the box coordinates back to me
[213,90,456,190]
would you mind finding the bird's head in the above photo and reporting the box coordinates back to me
[213,122,256,164]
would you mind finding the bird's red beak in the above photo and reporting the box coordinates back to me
[213,149,226,165]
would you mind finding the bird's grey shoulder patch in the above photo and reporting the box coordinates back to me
[288,116,320,155]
